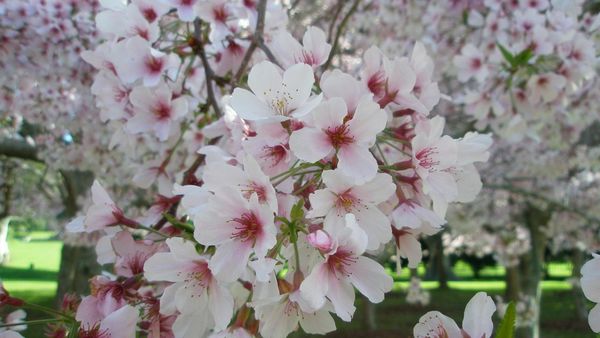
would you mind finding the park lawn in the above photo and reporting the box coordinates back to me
[0,231,595,337]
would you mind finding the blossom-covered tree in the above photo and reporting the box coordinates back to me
[1,0,599,337]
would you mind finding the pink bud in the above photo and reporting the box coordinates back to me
[307,230,333,253]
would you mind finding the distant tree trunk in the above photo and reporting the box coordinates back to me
[571,249,588,323]
[505,265,521,301]
[55,170,99,305]
[425,233,452,289]
[362,296,377,332]
[0,138,101,304]
[514,204,549,338]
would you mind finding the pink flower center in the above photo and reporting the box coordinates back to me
[153,101,172,120]
[367,71,386,98]
[231,212,262,242]
[283,299,300,316]
[297,51,317,66]
[470,58,482,70]
[415,147,439,170]
[78,325,111,338]
[241,182,268,203]
[335,190,357,212]
[145,56,164,75]
[227,40,244,56]
[327,249,357,277]
[135,26,150,41]
[141,8,158,22]
[325,125,354,149]
[182,261,213,289]
[262,144,287,168]
[213,5,228,23]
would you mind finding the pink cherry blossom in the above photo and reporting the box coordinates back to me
[581,253,600,332]
[270,26,332,69]
[193,187,276,282]
[254,289,336,338]
[414,292,496,338]
[112,36,181,87]
[144,237,234,334]
[112,231,165,277]
[242,122,294,176]
[202,154,278,212]
[307,169,395,250]
[127,82,188,141]
[299,214,393,321]
[161,0,200,22]
[289,96,387,183]
[83,181,126,232]
[229,61,321,121]
[453,44,489,83]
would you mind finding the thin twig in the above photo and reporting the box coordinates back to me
[322,0,361,72]
[327,1,345,42]
[152,137,220,230]
[192,19,223,117]
[233,0,279,85]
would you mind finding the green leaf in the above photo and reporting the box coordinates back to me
[497,43,515,67]
[514,48,533,66]
[290,199,305,222]
[496,302,517,338]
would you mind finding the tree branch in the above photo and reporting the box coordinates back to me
[322,0,361,72]
[233,0,279,85]
[192,19,223,117]
[0,138,42,162]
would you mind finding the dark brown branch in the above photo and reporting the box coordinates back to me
[322,0,361,72]
[0,138,42,162]
[327,1,345,42]
[233,0,280,85]
[153,137,221,230]
[192,19,223,117]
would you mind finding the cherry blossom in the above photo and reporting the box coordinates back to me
[414,292,496,338]
[307,169,395,250]
[289,97,387,183]
[127,82,189,141]
[300,214,394,321]
[144,237,234,335]
[581,253,600,332]
[229,61,321,122]
[270,26,332,70]
[193,187,276,282]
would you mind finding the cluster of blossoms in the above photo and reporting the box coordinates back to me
[405,276,430,306]
[0,284,27,338]
[414,292,496,338]
[581,253,600,333]
[337,1,600,333]
[5,0,600,337]
[3,0,499,337]
[0,0,109,169]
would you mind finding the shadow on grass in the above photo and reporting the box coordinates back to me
[0,266,58,281]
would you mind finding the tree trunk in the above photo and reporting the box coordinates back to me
[515,204,549,338]
[425,233,452,289]
[505,265,521,301]
[55,170,99,305]
[362,296,377,332]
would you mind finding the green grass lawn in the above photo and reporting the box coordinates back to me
[0,231,595,337]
